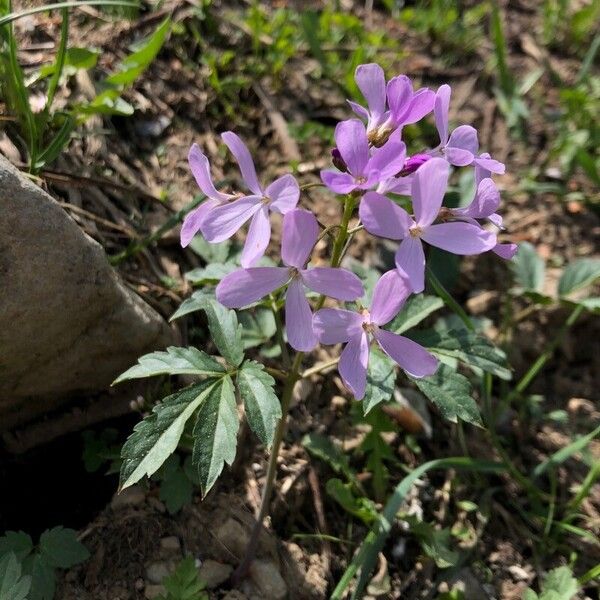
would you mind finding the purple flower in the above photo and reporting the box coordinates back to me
[434,85,505,173]
[313,270,438,399]
[348,64,434,144]
[321,119,406,194]
[190,132,300,268]
[216,208,364,351]
[492,243,518,259]
[451,177,503,229]
[359,157,497,293]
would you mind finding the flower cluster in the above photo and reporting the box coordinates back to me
[181,63,516,399]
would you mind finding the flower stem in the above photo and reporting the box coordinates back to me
[426,266,475,331]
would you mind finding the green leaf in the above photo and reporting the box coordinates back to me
[0,532,33,561]
[239,309,276,349]
[302,433,361,489]
[39,46,99,77]
[159,467,194,515]
[185,262,237,285]
[192,375,239,496]
[120,379,219,490]
[188,236,231,264]
[412,364,482,426]
[203,299,244,367]
[39,527,89,569]
[363,348,396,414]
[511,242,545,292]
[558,258,600,297]
[360,408,395,501]
[237,361,281,447]
[105,17,171,86]
[388,294,444,334]
[414,328,512,380]
[0,553,31,600]
[325,479,378,525]
[160,556,208,600]
[26,555,55,600]
[170,290,214,321]
[575,296,600,312]
[76,91,134,116]
[113,346,225,383]
[407,518,459,568]
[524,566,579,600]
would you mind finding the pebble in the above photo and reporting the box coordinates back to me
[110,485,145,510]
[215,519,249,558]
[249,560,287,600]
[146,561,171,584]
[144,584,166,599]
[160,536,181,552]
[198,559,233,588]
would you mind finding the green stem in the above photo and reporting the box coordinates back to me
[43,8,69,126]
[270,294,290,368]
[426,266,474,331]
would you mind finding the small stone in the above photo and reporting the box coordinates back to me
[146,561,171,584]
[215,519,249,558]
[111,485,145,510]
[144,584,166,599]
[508,565,532,582]
[135,578,145,591]
[160,536,181,552]
[249,560,287,600]
[331,395,346,409]
[198,559,233,589]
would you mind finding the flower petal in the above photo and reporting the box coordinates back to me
[366,130,406,181]
[493,242,518,260]
[266,174,300,214]
[216,267,290,307]
[355,63,386,120]
[313,308,363,344]
[339,332,370,399]
[240,206,271,267]
[321,170,357,194]
[360,191,412,240]
[347,99,370,121]
[422,222,496,255]
[411,157,450,227]
[188,144,232,202]
[386,75,413,121]
[395,236,426,293]
[334,119,369,177]
[447,125,479,154]
[301,267,364,301]
[221,131,262,195]
[375,329,438,378]
[444,146,474,167]
[285,279,317,351]
[201,195,262,243]
[470,178,500,217]
[180,198,221,247]
[369,269,411,326]
[474,156,505,175]
[377,174,413,195]
[434,84,451,146]
[402,88,435,125]
[281,208,319,268]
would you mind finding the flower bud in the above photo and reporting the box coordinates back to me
[398,153,431,177]
[331,148,348,172]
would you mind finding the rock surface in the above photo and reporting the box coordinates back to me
[0,155,174,430]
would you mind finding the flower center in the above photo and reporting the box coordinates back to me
[409,225,423,238]
[438,207,452,221]
[355,175,367,185]
[362,321,376,334]
[261,195,271,205]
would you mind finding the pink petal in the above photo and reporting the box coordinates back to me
[402,88,435,125]
[360,191,412,240]
[321,170,357,194]
[180,198,221,247]
[201,195,262,243]
[313,308,363,344]
[240,206,271,268]
[285,279,317,351]
[422,222,496,255]
[281,208,319,268]
[411,157,450,227]
[434,84,451,146]
[366,130,406,181]
[266,174,300,214]
[355,63,386,119]
[301,267,364,301]
[374,329,438,378]
[395,237,426,293]
[339,332,370,399]
[188,144,232,202]
[444,146,474,167]
[448,125,479,154]
[221,131,262,195]
[369,270,411,326]
[216,267,290,307]
[334,119,369,177]
[493,242,518,260]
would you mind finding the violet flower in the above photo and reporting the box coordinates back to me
[216,208,364,352]
[434,84,505,173]
[359,157,497,293]
[321,119,406,195]
[190,132,300,267]
[313,270,438,399]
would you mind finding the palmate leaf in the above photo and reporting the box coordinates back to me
[0,553,31,600]
[192,375,239,496]
[558,258,600,297]
[511,242,545,292]
[113,346,225,383]
[388,294,444,335]
[0,531,33,561]
[412,364,482,426]
[39,527,89,569]
[237,361,281,447]
[239,308,277,349]
[25,554,54,600]
[120,379,219,490]
[362,348,396,414]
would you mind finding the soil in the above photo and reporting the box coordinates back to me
[1,1,599,599]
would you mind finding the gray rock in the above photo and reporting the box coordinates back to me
[110,485,146,509]
[144,584,166,599]
[198,559,232,588]
[215,518,249,559]
[0,155,174,430]
[160,536,181,552]
[146,561,171,584]
[249,560,287,600]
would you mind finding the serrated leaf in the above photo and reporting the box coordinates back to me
[413,328,512,380]
[120,380,219,490]
[239,308,277,349]
[558,258,600,296]
[237,361,281,447]
[412,364,482,426]
[38,527,89,569]
[363,348,396,414]
[26,555,55,600]
[170,290,214,321]
[326,479,378,525]
[0,553,31,600]
[114,346,225,383]
[388,294,444,334]
[159,467,194,514]
[185,262,238,285]
[0,532,33,561]
[524,565,579,600]
[161,556,208,600]
[203,299,244,367]
[511,242,545,292]
[192,376,239,496]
